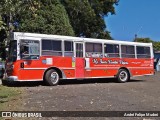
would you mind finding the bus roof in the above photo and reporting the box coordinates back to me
[11,32,153,47]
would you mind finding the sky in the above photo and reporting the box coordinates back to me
[105,0,160,41]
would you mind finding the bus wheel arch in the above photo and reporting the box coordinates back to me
[43,67,62,86]
[116,67,131,83]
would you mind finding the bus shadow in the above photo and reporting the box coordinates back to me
[2,78,145,87]
[2,80,44,87]
[128,79,145,82]
[59,78,144,85]
[59,78,117,85]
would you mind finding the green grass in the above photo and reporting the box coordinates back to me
[0,85,22,111]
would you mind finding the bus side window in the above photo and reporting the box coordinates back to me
[85,43,102,58]
[42,39,62,56]
[121,45,135,58]
[104,44,119,58]
[136,46,151,58]
[64,41,73,57]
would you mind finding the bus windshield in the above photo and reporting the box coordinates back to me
[8,40,17,62]
[20,40,40,59]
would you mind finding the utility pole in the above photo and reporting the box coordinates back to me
[134,26,142,42]
[134,34,137,42]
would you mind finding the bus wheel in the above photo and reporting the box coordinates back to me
[45,69,59,86]
[116,69,130,83]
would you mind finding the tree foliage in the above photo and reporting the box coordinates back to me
[0,0,22,33]
[134,37,160,51]
[0,0,75,60]
[0,0,75,36]
[0,0,119,60]
[0,0,118,39]
[89,0,118,16]
[0,0,23,60]
[62,0,118,39]
[19,0,74,36]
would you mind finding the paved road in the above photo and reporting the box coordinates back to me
[4,72,160,120]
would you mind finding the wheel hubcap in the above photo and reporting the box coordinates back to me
[119,71,127,81]
[50,72,58,83]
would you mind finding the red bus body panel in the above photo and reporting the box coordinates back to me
[5,56,154,81]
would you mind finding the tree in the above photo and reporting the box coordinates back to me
[18,0,74,36]
[0,0,22,33]
[0,16,7,42]
[134,37,153,43]
[134,37,160,51]
[0,15,7,60]
[89,0,118,39]
[0,0,75,60]
[62,0,118,39]
[89,0,119,16]
[0,0,22,60]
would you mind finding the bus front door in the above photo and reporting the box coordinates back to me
[74,42,85,78]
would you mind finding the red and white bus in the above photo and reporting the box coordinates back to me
[4,32,154,85]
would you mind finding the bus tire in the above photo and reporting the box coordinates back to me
[45,69,59,86]
[116,69,130,83]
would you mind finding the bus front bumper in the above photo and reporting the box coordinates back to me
[4,74,18,81]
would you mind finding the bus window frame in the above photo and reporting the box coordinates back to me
[85,42,103,58]
[121,45,135,58]
[64,40,74,57]
[41,39,62,56]
[104,43,120,58]
[136,46,151,59]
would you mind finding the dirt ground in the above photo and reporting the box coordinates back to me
[2,72,160,120]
